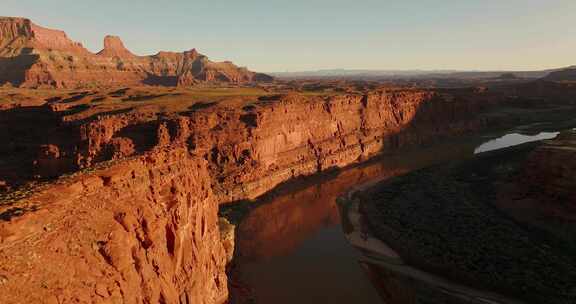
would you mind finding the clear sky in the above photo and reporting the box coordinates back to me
[3,0,575,72]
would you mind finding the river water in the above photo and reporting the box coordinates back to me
[231,128,565,304]
[474,132,559,154]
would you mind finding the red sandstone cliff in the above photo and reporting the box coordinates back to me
[97,35,137,58]
[0,147,230,303]
[14,88,495,201]
[0,17,273,88]
[182,89,495,202]
[0,87,506,303]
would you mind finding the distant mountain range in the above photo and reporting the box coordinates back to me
[271,67,576,80]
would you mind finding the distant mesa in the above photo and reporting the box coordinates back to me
[0,17,273,88]
[96,35,136,58]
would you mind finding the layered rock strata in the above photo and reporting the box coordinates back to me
[0,87,513,303]
[0,147,229,304]
[0,17,272,88]
[66,88,497,202]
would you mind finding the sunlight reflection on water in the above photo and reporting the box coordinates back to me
[474,132,559,154]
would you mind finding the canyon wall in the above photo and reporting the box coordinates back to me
[1,16,575,304]
[1,88,500,198]
[55,88,498,203]
[0,147,229,304]
[0,87,502,303]
[158,89,497,202]
[0,17,272,88]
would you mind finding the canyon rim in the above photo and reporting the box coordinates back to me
[1,5,576,304]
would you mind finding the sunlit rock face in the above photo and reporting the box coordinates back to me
[0,147,230,304]
[0,17,272,88]
[0,86,496,197]
[192,89,495,202]
[0,85,500,303]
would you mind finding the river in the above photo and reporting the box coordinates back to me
[228,126,568,304]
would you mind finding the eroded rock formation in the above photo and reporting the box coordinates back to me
[3,82,575,303]
[0,147,229,304]
[0,86,502,303]
[0,17,273,88]
[97,35,137,58]
[37,88,497,202]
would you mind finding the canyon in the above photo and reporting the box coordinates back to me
[1,80,576,303]
[0,148,230,304]
[0,86,504,193]
[1,15,576,304]
[0,85,499,303]
[0,17,272,88]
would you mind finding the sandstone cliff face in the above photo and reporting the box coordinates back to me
[185,89,494,202]
[0,87,500,303]
[1,88,497,200]
[0,18,87,55]
[0,17,273,88]
[97,35,137,58]
[0,147,229,304]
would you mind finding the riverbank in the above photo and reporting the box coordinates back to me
[221,114,576,304]
[356,140,576,304]
[2,84,576,303]
[339,198,525,304]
